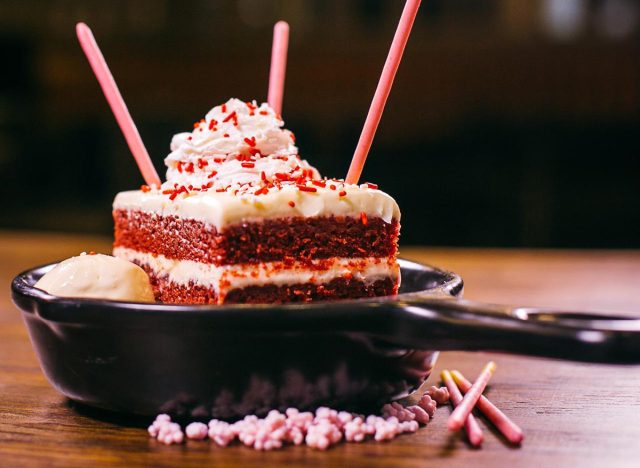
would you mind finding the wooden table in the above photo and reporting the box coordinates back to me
[1,231,639,467]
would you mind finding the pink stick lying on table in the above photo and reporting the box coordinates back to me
[441,370,483,447]
[448,362,497,432]
[345,0,421,185]
[267,21,289,116]
[451,370,524,445]
[76,22,161,188]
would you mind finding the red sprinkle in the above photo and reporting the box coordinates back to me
[361,212,368,226]
[167,185,188,200]
[140,185,151,193]
[244,136,257,147]
[259,110,268,115]
[208,170,218,179]
[176,162,183,173]
[330,184,337,190]
[366,182,379,190]
[254,186,269,195]
[221,103,227,113]
[88,251,96,255]
[185,162,194,173]
[297,185,317,193]
[197,158,208,169]
[241,162,255,168]
[339,190,347,197]
[288,201,296,207]
[223,111,238,126]
[311,180,326,188]
[261,171,267,182]
[208,119,218,130]
[223,133,230,138]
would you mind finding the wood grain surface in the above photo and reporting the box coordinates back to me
[1,230,639,467]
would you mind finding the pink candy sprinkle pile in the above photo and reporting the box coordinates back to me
[148,385,449,450]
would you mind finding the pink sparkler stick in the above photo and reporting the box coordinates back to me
[448,362,497,432]
[345,0,421,185]
[451,370,524,445]
[441,370,484,447]
[76,22,161,188]
[268,21,290,116]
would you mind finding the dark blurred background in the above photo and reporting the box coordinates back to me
[0,0,638,247]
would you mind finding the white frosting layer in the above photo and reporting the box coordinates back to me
[113,185,400,229]
[35,253,155,302]
[114,247,399,297]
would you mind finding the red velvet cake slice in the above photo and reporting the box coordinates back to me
[113,99,400,304]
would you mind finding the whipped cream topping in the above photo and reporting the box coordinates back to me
[163,98,319,194]
[116,97,400,227]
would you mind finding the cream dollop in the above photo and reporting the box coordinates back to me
[163,98,319,192]
[35,253,155,302]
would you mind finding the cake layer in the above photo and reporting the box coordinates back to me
[114,210,399,265]
[146,270,397,304]
[114,246,399,296]
[113,185,400,231]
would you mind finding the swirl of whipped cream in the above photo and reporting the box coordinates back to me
[163,98,320,193]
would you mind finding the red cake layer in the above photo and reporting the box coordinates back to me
[143,266,397,304]
[113,210,399,265]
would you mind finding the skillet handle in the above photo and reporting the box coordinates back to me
[388,297,640,363]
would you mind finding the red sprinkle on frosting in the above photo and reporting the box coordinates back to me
[223,111,238,126]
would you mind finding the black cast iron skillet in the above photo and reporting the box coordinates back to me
[12,259,640,419]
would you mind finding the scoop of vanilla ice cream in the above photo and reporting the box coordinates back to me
[35,253,155,302]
